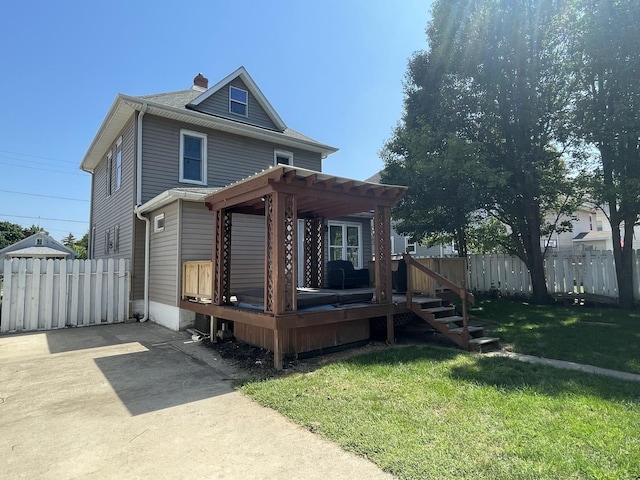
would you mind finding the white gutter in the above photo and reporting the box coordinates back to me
[134,207,150,323]
[135,103,149,322]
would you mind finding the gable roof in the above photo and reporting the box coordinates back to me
[0,232,76,259]
[80,68,338,173]
[187,66,287,131]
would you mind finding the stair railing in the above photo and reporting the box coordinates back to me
[402,253,475,349]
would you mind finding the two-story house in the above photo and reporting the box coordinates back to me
[80,67,377,330]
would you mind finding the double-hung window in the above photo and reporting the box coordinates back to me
[229,86,248,116]
[179,130,207,185]
[328,222,363,269]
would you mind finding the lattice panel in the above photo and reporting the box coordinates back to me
[265,194,274,313]
[304,219,313,288]
[314,218,324,288]
[212,210,222,305]
[221,211,231,304]
[283,193,296,312]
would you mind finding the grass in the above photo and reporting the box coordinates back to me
[469,298,640,375]
[242,346,640,480]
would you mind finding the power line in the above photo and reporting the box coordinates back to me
[0,149,78,165]
[0,214,88,224]
[0,189,89,202]
[0,154,80,170]
[0,161,86,176]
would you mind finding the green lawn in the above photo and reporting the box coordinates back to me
[469,298,640,375]
[242,346,640,480]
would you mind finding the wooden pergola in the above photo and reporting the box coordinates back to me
[181,165,407,369]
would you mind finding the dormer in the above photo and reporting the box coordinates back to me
[186,66,286,132]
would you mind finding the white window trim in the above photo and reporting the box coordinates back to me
[229,85,248,117]
[405,237,417,254]
[328,221,364,269]
[106,151,113,197]
[154,213,165,233]
[179,129,208,185]
[274,150,294,166]
[115,136,122,191]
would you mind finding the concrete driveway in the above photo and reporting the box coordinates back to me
[0,323,393,480]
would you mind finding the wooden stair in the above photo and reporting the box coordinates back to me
[409,297,500,352]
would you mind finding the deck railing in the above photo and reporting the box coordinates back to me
[403,253,475,349]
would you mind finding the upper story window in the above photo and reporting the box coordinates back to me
[115,137,122,190]
[179,130,207,185]
[106,151,113,196]
[274,150,294,166]
[36,238,43,246]
[229,86,248,116]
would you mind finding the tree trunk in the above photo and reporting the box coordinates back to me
[523,202,551,304]
[615,216,636,309]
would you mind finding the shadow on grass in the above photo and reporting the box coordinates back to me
[342,344,640,403]
[469,298,640,375]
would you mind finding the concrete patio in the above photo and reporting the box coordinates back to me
[0,322,393,479]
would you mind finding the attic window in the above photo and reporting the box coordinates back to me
[36,238,43,246]
[229,86,248,116]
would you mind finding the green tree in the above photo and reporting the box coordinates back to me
[383,0,578,303]
[61,233,76,247]
[0,221,26,249]
[22,224,45,237]
[568,0,640,308]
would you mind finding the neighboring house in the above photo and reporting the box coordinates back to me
[80,67,375,330]
[0,232,76,273]
[365,172,455,257]
[543,204,639,253]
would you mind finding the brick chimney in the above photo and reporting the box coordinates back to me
[193,73,208,89]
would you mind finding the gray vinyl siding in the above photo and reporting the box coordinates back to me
[131,218,146,300]
[229,212,266,291]
[141,115,322,203]
[180,201,265,292]
[192,77,279,131]
[149,202,179,305]
[89,116,136,261]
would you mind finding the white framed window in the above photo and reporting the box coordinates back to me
[229,86,248,116]
[36,238,43,246]
[106,151,113,196]
[328,221,363,269]
[154,213,165,233]
[405,237,417,254]
[274,150,294,166]
[179,130,207,185]
[596,220,603,231]
[115,137,122,190]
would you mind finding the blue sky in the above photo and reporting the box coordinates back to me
[0,0,433,241]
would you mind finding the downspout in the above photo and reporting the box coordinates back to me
[135,103,149,321]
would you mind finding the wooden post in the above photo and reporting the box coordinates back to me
[210,316,218,343]
[386,313,394,344]
[374,205,392,304]
[273,329,283,370]
[404,253,413,306]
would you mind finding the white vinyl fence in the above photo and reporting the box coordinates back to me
[1,258,129,333]
[468,250,640,301]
